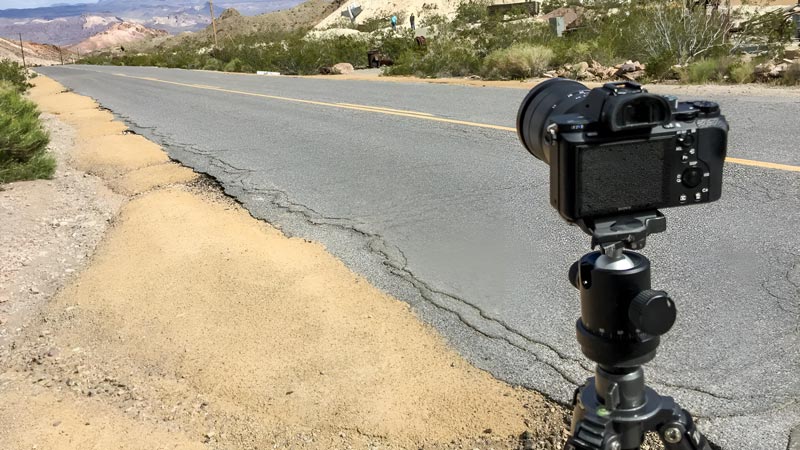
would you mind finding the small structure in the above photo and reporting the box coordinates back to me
[341,3,362,23]
[549,16,565,37]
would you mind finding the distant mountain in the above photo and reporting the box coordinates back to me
[0,0,304,45]
[0,16,119,46]
[69,21,169,53]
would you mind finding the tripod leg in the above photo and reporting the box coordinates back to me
[657,407,712,450]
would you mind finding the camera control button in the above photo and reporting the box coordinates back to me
[681,168,704,188]
[695,192,702,201]
[629,290,676,336]
[679,194,687,203]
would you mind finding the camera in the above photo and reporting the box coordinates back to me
[517,79,728,223]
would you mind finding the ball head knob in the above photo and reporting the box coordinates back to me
[628,290,676,336]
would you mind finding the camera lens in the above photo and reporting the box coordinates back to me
[517,79,588,164]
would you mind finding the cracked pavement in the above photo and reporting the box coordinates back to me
[37,65,800,450]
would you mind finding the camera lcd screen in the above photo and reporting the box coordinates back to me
[577,138,672,217]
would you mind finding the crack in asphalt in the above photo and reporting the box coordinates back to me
[90,99,784,420]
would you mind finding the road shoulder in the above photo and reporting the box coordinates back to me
[0,76,571,449]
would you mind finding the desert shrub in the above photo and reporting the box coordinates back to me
[634,2,730,66]
[728,60,755,84]
[0,59,31,92]
[0,82,55,183]
[683,56,755,84]
[483,43,553,79]
[453,0,489,25]
[224,57,244,72]
[387,37,480,77]
[202,58,223,71]
[357,17,390,33]
[685,58,722,83]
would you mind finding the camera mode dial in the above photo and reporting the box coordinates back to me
[691,101,721,117]
[628,290,676,336]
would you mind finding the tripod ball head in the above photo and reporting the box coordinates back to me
[569,251,677,367]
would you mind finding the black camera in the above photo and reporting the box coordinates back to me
[517,79,728,223]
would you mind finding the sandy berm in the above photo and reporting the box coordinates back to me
[0,76,573,449]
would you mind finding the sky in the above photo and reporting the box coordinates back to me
[0,0,97,9]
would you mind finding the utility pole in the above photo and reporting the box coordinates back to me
[209,0,219,48]
[18,33,26,68]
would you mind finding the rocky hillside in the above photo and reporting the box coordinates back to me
[69,22,169,53]
[0,37,72,66]
[192,0,344,41]
[314,0,460,29]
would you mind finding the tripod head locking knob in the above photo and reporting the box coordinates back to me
[628,290,676,336]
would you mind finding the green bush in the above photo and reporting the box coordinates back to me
[483,43,553,79]
[728,60,755,84]
[0,59,31,92]
[683,57,755,84]
[0,82,55,184]
[387,37,481,77]
[685,58,723,83]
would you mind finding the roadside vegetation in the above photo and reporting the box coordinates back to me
[79,0,799,85]
[0,59,55,184]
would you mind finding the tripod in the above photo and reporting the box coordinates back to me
[563,211,712,450]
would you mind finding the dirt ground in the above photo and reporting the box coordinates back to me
[0,76,576,449]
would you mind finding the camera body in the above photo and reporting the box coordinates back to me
[517,80,728,223]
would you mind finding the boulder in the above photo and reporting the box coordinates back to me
[332,62,355,74]
[620,70,645,81]
[754,62,786,80]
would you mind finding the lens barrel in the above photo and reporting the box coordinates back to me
[516,78,588,164]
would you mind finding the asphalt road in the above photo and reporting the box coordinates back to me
[38,65,800,450]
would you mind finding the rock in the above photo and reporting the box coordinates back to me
[574,61,589,74]
[754,62,774,73]
[770,63,789,78]
[331,62,354,75]
[543,71,557,78]
[621,70,645,81]
[618,61,637,73]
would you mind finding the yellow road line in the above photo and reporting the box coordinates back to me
[726,157,800,172]
[109,72,799,172]
[335,102,434,116]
